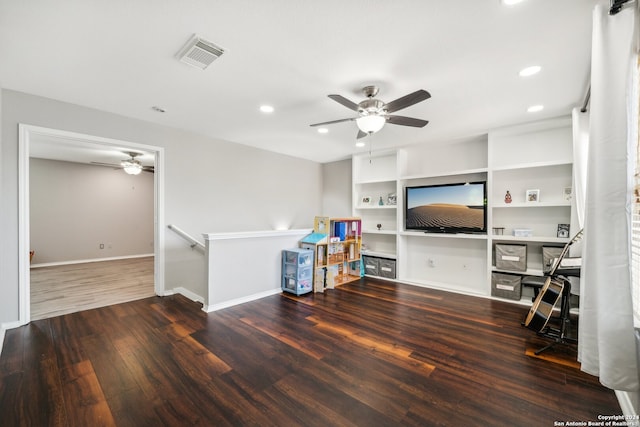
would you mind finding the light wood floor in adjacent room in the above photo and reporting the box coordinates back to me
[30,257,155,321]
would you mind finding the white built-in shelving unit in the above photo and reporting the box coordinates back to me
[352,116,575,303]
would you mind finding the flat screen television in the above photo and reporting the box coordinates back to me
[405,181,487,234]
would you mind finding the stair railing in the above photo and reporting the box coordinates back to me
[167,224,205,252]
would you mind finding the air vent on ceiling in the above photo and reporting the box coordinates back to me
[177,35,225,70]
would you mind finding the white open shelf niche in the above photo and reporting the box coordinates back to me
[352,117,577,304]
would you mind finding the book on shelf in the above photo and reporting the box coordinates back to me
[334,221,347,241]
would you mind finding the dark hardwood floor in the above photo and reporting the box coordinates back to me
[0,278,620,426]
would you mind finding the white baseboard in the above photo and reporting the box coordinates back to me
[1,320,23,331]
[169,287,205,306]
[31,253,154,268]
[164,286,281,312]
[0,320,23,358]
[203,288,282,312]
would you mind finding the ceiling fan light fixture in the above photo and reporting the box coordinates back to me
[356,115,386,134]
[122,159,143,175]
[519,65,541,77]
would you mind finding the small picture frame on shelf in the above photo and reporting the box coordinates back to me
[361,196,371,205]
[563,187,572,202]
[387,192,397,205]
[557,223,570,238]
[525,189,540,203]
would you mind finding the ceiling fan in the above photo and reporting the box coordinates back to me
[91,152,154,175]
[310,85,431,139]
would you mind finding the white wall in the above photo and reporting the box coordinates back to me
[1,89,322,324]
[322,159,352,217]
[204,229,312,311]
[30,158,154,264]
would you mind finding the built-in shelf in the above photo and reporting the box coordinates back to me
[492,202,571,208]
[399,231,489,240]
[491,266,544,276]
[491,160,572,172]
[351,117,574,305]
[354,178,396,185]
[355,205,397,210]
[361,250,396,259]
[400,167,489,181]
[362,229,396,235]
[491,235,570,244]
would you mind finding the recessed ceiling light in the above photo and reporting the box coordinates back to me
[527,105,544,113]
[259,105,274,113]
[317,128,329,134]
[355,141,366,147]
[502,0,525,5]
[519,65,541,77]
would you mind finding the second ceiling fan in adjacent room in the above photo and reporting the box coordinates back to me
[91,152,154,175]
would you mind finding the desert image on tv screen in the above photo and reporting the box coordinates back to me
[406,184,485,230]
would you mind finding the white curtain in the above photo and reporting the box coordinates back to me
[578,2,639,391]
[572,107,589,229]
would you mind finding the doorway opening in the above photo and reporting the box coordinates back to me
[18,125,165,325]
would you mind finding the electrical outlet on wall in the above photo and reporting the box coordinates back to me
[428,258,435,267]
[99,243,104,249]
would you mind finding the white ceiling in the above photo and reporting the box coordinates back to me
[28,132,156,168]
[0,0,598,164]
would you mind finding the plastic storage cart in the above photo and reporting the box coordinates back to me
[281,248,314,295]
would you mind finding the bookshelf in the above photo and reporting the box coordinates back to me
[351,117,575,303]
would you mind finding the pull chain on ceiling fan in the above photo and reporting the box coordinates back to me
[310,85,431,139]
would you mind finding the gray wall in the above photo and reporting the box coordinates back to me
[322,159,352,217]
[30,158,155,264]
[1,89,323,324]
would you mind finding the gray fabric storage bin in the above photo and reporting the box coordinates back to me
[542,246,564,273]
[363,256,379,276]
[491,273,522,300]
[495,244,527,272]
[378,258,396,279]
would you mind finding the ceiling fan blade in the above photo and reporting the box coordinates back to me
[386,115,429,128]
[328,94,359,111]
[92,160,154,172]
[384,90,431,113]
[357,130,368,139]
[310,117,356,127]
[91,161,121,168]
